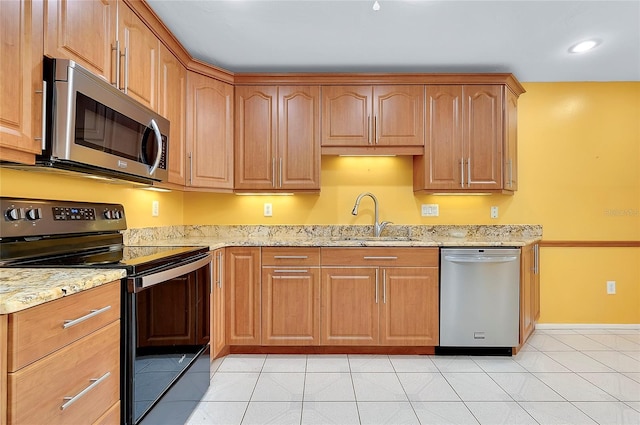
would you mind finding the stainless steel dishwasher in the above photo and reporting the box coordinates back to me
[440,247,520,348]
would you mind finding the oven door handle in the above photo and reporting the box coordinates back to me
[130,252,212,292]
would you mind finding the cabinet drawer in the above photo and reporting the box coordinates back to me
[93,401,120,425]
[8,321,120,425]
[262,247,320,266]
[321,247,438,267]
[8,281,120,371]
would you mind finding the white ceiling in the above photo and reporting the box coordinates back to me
[146,0,640,82]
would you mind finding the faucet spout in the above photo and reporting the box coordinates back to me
[351,192,391,237]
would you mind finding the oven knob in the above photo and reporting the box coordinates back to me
[104,210,113,219]
[113,210,123,219]
[25,208,42,221]
[5,208,22,221]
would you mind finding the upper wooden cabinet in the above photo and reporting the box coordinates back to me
[321,85,424,155]
[185,71,234,190]
[0,0,44,164]
[44,0,117,83]
[414,84,513,193]
[235,86,320,192]
[158,44,187,186]
[44,0,160,110]
[504,88,519,191]
[117,2,159,110]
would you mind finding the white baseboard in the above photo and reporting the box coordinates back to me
[536,323,640,330]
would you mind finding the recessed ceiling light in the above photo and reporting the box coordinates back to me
[372,1,381,11]
[569,39,599,54]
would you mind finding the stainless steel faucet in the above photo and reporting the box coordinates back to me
[351,192,392,237]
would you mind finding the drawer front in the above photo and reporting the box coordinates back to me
[93,401,120,425]
[262,247,320,266]
[321,247,439,267]
[8,321,120,425]
[8,281,120,371]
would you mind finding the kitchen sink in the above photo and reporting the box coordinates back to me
[328,236,421,243]
[330,236,411,241]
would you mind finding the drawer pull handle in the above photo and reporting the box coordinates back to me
[363,256,398,260]
[274,269,308,273]
[63,305,111,329]
[273,256,309,259]
[61,372,110,410]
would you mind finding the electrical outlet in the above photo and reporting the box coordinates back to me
[263,203,273,217]
[152,201,159,217]
[490,206,499,219]
[607,280,616,294]
[421,204,439,217]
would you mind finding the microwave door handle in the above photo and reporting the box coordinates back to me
[148,119,163,175]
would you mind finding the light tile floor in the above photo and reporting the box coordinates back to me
[185,328,640,425]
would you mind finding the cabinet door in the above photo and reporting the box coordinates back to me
[414,85,464,190]
[463,85,503,190]
[186,72,234,189]
[211,249,226,359]
[373,85,424,146]
[321,86,372,147]
[235,86,278,189]
[44,0,116,83]
[158,44,186,186]
[118,2,159,110]
[533,244,540,321]
[320,267,378,345]
[504,88,518,191]
[278,86,321,190]
[262,267,320,345]
[379,267,439,346]
[0,0,43,164]
[226,247,261,345]
[519,245,534,345]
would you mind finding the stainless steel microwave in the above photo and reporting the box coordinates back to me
[37,57,169,184]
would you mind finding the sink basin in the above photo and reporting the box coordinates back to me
[329,236,419,242]
[331,236,416,242]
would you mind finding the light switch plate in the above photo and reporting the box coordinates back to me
[152,201,159,217]
[607,280,616,294]
[264,203,273,217]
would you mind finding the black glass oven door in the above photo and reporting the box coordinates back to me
[123,254,211,425]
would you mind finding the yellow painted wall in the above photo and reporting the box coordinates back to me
[1,82,638,324]
[0,168,184,228]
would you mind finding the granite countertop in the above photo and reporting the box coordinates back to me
[1,225,542,315]
[0,268,126,314]
[125,224,543,250]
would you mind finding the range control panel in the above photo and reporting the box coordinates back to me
[1,197,126,239]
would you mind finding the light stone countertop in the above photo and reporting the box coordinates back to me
[1,225,542,315]
[0,268,126,314]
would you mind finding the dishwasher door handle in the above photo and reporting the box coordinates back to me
[444,256,519,263]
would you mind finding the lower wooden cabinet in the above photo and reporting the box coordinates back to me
[320,248,440,346]
[380,267,439,346]
[261,248,320,345]
[211,248,226,359]
[520,243,540,345]
[218,246,442,349]
[225,247,261,345]
[3,281,121,425]
[321,267,379,345]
